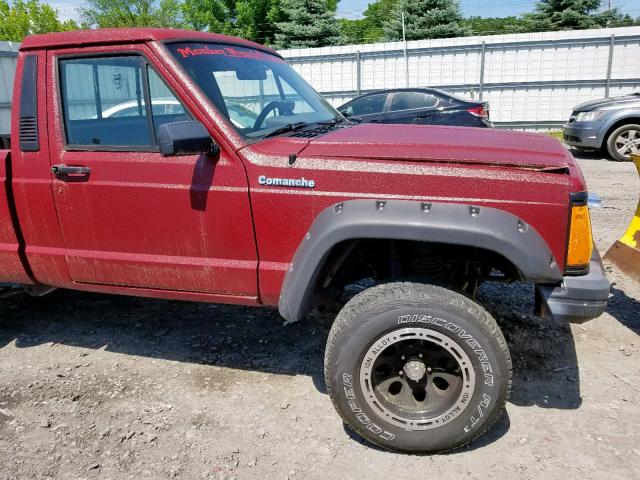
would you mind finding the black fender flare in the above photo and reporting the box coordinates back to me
[278,199,563,323]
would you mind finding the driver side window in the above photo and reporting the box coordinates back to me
[59,55,191,150]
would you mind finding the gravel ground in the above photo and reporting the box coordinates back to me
[1,152,639,480]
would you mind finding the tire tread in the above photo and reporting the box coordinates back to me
[324,282,512,454]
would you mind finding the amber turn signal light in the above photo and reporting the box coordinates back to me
[566,204,593,273]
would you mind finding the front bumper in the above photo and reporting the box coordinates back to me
[535,247,610,323]
[562,123,602,149]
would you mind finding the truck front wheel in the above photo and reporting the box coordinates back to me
[324,282,512,453]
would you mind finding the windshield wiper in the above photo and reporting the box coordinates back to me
[316,115,349,125]
[261,122,309,139]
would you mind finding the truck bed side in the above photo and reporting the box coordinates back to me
[0,148,32,284]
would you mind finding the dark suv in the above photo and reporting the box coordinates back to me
[338,88,492,128]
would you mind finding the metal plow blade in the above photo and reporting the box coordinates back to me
[604,153,640,282]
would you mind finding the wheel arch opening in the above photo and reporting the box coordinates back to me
[306,238,522,317]
[603,117,640,145]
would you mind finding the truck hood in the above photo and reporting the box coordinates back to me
[572,92,640,112]
[297,123,574,171]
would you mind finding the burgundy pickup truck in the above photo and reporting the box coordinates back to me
[0,28,610,453]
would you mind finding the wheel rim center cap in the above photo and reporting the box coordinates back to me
[403,360,427,381]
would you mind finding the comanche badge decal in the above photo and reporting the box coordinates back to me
[258,175,316,188]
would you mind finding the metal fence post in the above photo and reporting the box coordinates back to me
[605,34,615,98]
[479,41,486,101]
[402,12,409,87]
[404,48,409,88]
[356,51,362,96]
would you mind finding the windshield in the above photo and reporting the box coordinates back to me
[166,42,341,138]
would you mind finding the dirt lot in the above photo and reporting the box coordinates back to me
[1,153,639,480]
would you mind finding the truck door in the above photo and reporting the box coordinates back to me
[46,48,258,297]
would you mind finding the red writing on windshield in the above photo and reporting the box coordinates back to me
[176,46,284,63]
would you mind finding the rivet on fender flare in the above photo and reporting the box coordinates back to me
[421,202,432,213]
[469,206,480,217]
[376,201,386,211]
[518,220,529,233]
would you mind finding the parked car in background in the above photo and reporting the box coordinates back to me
[563,92,640,161]
[101,98,187,118]
[337,88,492,128]
[101,98,257,129]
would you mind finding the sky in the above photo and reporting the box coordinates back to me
[43,0,640,23]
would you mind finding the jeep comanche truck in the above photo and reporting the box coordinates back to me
[0,28,610,453]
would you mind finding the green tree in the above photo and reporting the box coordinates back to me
[338,0,398,44]
[383,0,471,41]
[0,0,78,41]
[525,0,637,31]
[596,8,639,28]
[81,0,184,28]
[183,0,282,44]
[340,0,639,44]
[234,0,283,44]
[463,16,536,35]
[274,0,340,48]
[183,0,235,33]
[364,0,399,28]
[338,18,371,44]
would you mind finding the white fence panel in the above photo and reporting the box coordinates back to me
[280,26,640,128]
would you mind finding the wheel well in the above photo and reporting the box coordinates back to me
[308,238,521,315]
[603,117,640,147]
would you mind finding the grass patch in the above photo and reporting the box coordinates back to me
[546,130,563,141]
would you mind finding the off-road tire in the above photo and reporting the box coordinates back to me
[324,282,511,453]
[605,123,640,162]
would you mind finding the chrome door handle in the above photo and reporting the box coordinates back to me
[52,164,91,179]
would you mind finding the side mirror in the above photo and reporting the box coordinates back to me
[157,121,219,157]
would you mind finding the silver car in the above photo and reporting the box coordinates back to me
[563,92,640,161]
